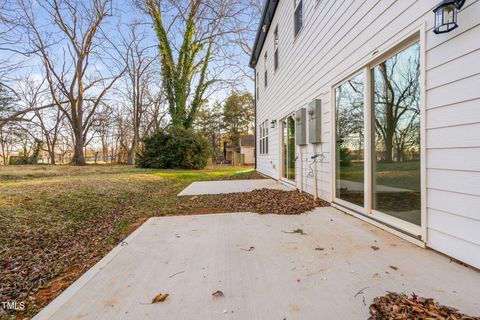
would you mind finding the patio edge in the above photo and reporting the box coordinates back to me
[32,218,154,320]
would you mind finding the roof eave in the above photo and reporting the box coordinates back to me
[249,0,279,69]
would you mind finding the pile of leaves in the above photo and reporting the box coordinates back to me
[222,170,267,180]
[178,188,329,215]
[369,292,480,320]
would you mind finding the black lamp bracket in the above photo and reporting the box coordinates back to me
[455,0,465,9]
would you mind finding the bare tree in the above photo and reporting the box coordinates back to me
[116,22,163,164]
[374,44,420,163]
[231,0,262,82]
[13,0,125,165]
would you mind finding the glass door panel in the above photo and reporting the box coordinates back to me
[335,73,365,207]
[372,42,421,225]
[282,116,296,181]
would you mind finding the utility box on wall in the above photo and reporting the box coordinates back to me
[308,99,322,144]
[295,108,307,145]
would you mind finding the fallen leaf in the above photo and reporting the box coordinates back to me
[152,293,169,303]
[282,228,306,235]
[212,290,224,297]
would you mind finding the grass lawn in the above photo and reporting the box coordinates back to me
[0,165,254,319]
[339,161,420,192]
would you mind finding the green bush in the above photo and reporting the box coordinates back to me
[136,128,212,169]
[9,155,37,165]
[9,139,42,165]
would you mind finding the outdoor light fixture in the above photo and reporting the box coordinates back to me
[433,0,466,34]
[270,119,277,128]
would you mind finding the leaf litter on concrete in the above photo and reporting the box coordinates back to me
[369,292,480,320]
[178,188,329,215]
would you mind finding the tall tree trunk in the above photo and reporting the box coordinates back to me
[380,62,395,163]
[127,138,137,165]
[49,149,56,165]
[127,150,135,165]
[384,129,394,162]
[71,116,86,165]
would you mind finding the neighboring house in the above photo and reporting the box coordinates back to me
[224,144,239,164]
[250,0,480,268]
[240,135,255,165]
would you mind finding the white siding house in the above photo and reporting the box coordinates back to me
[250,0,480,268]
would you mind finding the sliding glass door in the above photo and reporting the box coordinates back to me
[372,42,421,225]
[335,74,365,208]
[334,40,422,231]
[282,116,296,181]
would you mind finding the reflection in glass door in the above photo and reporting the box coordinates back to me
[335,74,365,207]
[334,40,422,231]
[282,116,296,181]
[372,42,421,225]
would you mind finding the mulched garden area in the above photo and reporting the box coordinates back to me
[369,292,480,320]
[177,188,330,215]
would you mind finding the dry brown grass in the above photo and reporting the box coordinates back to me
[0,165,251,319]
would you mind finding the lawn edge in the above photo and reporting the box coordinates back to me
[32,218,152,320]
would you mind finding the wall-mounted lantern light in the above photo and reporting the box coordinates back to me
[433,0,466,34]
[270,119,277,129]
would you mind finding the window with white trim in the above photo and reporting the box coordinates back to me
[294,0,303,36]
[264,52,268,87]
[274,25,279,70]
[259,120,269,154]
[256,71,259,100]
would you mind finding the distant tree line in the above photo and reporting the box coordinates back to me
[0,0,261,166]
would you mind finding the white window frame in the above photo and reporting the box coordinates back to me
[274,25,279,71]
[256,71,259,100]
[294,0,303,37]
[329,25,427,246]
[259,120,269,155]
[264,52,268,87]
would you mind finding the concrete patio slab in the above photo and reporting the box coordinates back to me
[34,208,480,320]
[177,178,292,196]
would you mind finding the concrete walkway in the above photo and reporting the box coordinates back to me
[34,208,480,320]
[339,179,414,193]
[178,179,292,196]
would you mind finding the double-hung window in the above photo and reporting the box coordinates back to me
[256,71,259,100]
[274,26,279,70]
[259,121,269,154]
[294,0,303,36]
[264,52,268,87]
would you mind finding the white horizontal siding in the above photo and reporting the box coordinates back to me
[427,122,480,149]
[426,48,480,89]
[255,0,480,268]
[426,99,480,129]
[428,169,480,196]
[427,148,480,171]
[427,73,480,109]
[429,208,480,245]
[428,189,480,222]
[428,229,480,268]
